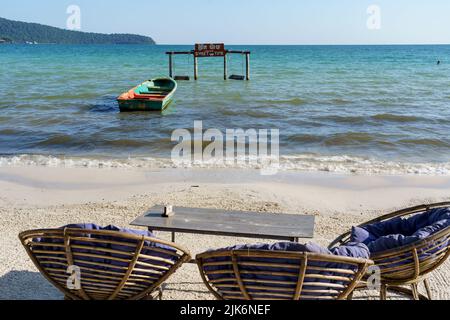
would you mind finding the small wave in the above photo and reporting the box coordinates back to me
[371,113,423,123]
[323,132,377,146]
[329,98,351,105]
[2,154,450,176]
[0,116,10,124]
[36,135,75,147]
[289,98,308,106]
[28,117,69,126]
[85,103,118,113]
[286,134,323,144]
[103,138,160,148]
[256,98,307,106]
[314,115,367,124]
[0,128,21,135]
[398,138,450,148]
[35,136,171,149]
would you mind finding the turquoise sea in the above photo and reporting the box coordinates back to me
[1,44,450,174]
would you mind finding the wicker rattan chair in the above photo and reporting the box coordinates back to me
[19,227,191,300]
[197,249,372,300]
[329,202,450,300]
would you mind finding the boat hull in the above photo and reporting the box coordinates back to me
[117,77,177,112]
[118,98,172,112]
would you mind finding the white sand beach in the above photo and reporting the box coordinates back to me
[0,166,449,300]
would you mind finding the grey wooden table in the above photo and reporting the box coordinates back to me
[130,206,315,243]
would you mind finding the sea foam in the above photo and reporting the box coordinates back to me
[1,154,450,176]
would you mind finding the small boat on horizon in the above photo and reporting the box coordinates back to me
[117,77,177,112]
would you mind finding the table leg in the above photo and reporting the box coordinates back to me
[172,232,176,242]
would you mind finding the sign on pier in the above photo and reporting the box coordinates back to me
[194,43,226,57]
[166,44,250,80]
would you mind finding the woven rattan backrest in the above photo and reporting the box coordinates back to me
[197,249,371,300]
[19,228,190,300]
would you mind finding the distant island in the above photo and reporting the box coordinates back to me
[0,17,155,44]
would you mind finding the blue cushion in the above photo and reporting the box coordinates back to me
[351,207,450,253]
[330,242,371,258]
[351,226,374,244]
[207,241,369,258]
[64,223,156,238]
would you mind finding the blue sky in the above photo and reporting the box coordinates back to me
[1,0,450,44]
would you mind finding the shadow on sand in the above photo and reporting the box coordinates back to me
[0,271,63,300]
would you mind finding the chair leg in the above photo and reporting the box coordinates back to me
[411,283,419,300]
[380,284,387,300]
[143,287,164,300]
[157,286,164,300]
[423,279,433,300]
[347,292,354,300]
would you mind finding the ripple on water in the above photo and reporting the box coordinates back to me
[371,113,425,123]
[322,132,395,147]
[255,97,308,106]
[314,115,368,124]
[397,138,450,148]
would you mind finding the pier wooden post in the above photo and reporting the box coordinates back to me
[166,46,250,81]
[194,55,198,80]
[245,53,250,81]
[224,54,228,80]
[168,53,173,78]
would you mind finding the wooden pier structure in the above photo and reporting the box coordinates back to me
[166,43,251,81]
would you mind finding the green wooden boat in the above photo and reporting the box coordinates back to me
[117,77,177,112]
